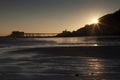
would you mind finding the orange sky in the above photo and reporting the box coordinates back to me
[0,0,120,36]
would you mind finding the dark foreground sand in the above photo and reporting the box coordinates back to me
[1,46,120,80]
[16,46,120,58]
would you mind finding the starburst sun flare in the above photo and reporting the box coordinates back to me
[92,19,99,24]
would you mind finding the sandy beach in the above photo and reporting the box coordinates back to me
[0,46,120,80]
[14,46,120,58]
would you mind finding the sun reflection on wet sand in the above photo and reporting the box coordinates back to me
[88,58,103,74]
[93,44,98,46]
[76,57,104,80]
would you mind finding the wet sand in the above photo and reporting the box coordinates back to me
[16,46,120,58]
[0,46,120,80]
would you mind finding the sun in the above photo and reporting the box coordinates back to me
[92,19,99,24]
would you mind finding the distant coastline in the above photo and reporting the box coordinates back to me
[2,9,120,38]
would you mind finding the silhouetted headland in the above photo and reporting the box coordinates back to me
[56,9,120,37]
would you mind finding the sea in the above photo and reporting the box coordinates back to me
[0,36,120,80]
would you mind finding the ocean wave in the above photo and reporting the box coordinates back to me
[0,37,56,48]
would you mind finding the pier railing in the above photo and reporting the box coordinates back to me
[24,33,58,37]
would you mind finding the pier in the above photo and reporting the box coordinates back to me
[9,31,59,38]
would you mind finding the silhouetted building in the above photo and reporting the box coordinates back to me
[10,31,24,37]
[56,29,72,37]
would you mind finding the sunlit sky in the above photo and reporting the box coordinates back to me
[0,0,120,36]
